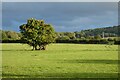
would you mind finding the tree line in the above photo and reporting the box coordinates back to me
[0,30,21,40]
[0,19,120,45]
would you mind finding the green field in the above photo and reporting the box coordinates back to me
[1,43,119,78]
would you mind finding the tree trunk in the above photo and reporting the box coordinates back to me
[32,46,35,50]
[38,44,46,50]
[38,45,42,50]
[42,45,46,50]
[35,45,37,50]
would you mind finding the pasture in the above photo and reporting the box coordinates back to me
[1,43,119,78]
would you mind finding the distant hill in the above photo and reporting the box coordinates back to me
[78,25,120,37]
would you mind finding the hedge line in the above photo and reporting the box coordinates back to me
[1,39,120,45]
[56,39,120,45]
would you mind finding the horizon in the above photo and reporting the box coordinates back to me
[2,2,118,32]
[0,25,118,33]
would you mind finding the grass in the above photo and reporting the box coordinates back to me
[1,43,119,78]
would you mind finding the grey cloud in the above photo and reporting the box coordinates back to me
[2,2,118,32]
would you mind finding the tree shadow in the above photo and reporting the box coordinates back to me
[2,73,31,78]
[1,49,32,51]
[59,59,119,64]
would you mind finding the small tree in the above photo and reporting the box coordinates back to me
[64,32,76,39]
[94,35,101,40]
[1,31,8,40]
[19,18,56,50]
[6,31,19,40]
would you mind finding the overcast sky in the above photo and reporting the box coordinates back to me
[2,2,118,32]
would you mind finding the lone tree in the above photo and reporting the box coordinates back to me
[19,18,56,50]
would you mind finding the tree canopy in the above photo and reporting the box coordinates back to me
[19,18,56,50]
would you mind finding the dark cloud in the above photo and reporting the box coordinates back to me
[2,2,118,32]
